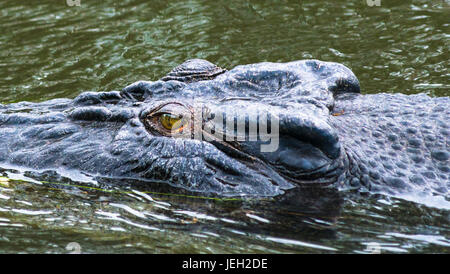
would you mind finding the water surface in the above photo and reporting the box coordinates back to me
[0,0,449,253]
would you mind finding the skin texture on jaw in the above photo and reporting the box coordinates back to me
[0,59,448,199]
[331,92,449,197]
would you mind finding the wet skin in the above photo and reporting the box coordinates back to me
[0,59,448,197]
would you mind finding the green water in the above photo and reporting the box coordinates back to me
[0,0,449,253]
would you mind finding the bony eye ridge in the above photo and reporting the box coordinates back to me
[159,113,184,130]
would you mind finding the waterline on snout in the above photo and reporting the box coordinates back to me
[165,103,280,153]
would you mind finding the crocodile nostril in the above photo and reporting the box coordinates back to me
[309,60,360,96]
[331,76,360,95]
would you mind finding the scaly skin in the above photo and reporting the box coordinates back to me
[0,59,448,198]
[332,92,449,196]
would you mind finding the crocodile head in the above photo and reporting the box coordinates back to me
[3,59,447,200]
[118,59,360,196]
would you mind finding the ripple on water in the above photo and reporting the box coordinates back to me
[0,0,449,253]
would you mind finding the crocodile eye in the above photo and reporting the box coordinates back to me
[141,102,192,136]
[159,113,183,131]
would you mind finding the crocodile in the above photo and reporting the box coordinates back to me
[0,59,448,198]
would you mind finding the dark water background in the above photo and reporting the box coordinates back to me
[0,0,448,253]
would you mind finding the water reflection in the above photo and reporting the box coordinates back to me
[0,166,344,253]
[0,166,449,253]
[0,0,449,253]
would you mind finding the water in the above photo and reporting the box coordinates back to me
[0,0,449,253]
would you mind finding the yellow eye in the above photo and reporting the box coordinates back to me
[159,113,183,131]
